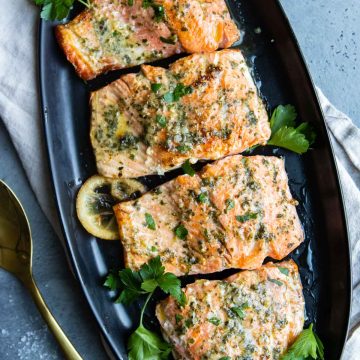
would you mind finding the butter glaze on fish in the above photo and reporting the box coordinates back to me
[114,155,304,276]
[55,0,240,80]
[90,50,271,178]
[156,260,305,360]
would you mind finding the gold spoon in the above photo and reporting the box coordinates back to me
[0,180,82,360]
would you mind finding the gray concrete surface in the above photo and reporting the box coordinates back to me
[0,1,359,359]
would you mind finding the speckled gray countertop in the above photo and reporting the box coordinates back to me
[0,1,359,359]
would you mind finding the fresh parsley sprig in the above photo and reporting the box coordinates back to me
[104,256,186,360]
[281,324,324,360]
[33,0,91,21]
[267,105,316,154]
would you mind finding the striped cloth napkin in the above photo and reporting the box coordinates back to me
[0,1,359,358]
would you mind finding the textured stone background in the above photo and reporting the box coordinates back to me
[0,1,359,359]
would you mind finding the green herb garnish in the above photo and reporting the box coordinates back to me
[103,272,121,291]
[230,302,249,320]
[281,324,324,360]
[182,160,195,176]
[104,257,186,360]
[267,105,316,154]
[151,83,162,93]
[208,317,221,326]
[225,199,235,213]
[156,115,167,128]
[268,278,283,286]
[236,212,258,223]
[163,83,193,103]
[173,83,193,101]
[278,267,290,276]
[197,192,209,204]
[177,145,191,154]
[145,213,156,230]
[33,0,91,21]
[174,224,188,239]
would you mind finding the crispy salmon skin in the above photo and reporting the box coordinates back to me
[55,0,239,80]
[114,155,304,276]
[90,50,270,178]
[156,260,305,360]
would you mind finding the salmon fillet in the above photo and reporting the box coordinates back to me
[90,50,271,178]
[55,0,239,80]
[114,155,304,276]
[156,260,305,360]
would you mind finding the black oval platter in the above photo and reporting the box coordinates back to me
[39,1,352,359]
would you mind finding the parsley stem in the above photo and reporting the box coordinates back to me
[140,292,153,326]
[78,0,91,8]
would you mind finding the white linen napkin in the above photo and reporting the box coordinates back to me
[0,0,359,358]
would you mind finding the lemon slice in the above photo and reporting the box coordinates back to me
[111,178,146,202]
[76,176,146,240]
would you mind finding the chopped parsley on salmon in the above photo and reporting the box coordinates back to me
[55,0,239,80]
[90,50,271,178]
[114,155,304,276]
[156,260,305,360]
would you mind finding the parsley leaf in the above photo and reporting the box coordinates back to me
[151,83,162,93]
[117,268,144,305]
[268,278,283,286]
[128,324,172,360]
[173,83,193,101]
[103,272,121,291]
[230,302,249,320]
[281,324,324,360]
[268,127,311,154]
[236,212,258,223]
[225,199,235,213]
[208,317,221,326]
[278,267,290,276]
[174,224,188,239]
[145,213,156,230]
[163,83,192,103]
[33,0,91,21]
[156,115,167,128]
[270,105,297,133]
[182,160,196,176]
[197,192,209,204]
[105,257,186,360]
[268,105,316,154]
[113,256,185,306]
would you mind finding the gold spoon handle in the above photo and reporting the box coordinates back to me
[24,278,83,360]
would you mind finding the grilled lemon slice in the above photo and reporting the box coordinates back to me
[76,176,146,240]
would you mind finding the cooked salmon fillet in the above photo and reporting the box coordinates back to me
[114,155,304,276]
[156,260,305,360]
[90,50,271,178]
[55,0,239,80]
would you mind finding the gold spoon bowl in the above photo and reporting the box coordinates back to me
[0,180,82,360]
